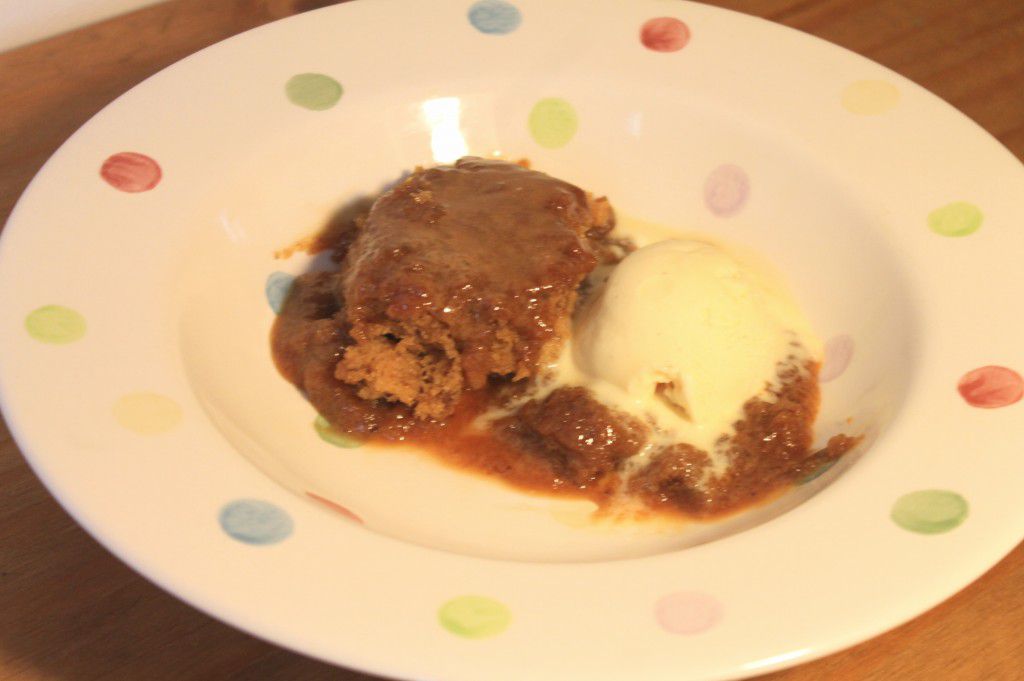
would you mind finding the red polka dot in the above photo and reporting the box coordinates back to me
[640,17,690,52]
[957,366,1023,408]
[306,491,364,524]
[100,152,161,192]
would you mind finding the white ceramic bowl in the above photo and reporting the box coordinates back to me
[1,1,1022,679]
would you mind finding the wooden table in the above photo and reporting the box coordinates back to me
[1,1,1021,679]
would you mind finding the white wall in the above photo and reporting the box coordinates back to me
[0,0,160,51]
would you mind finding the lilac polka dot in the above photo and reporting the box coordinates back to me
[820,334,854,382]
[655,591,723,634]
[703,164,749,217]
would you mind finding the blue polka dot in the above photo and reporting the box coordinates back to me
[265,272,294,315]
[468,0,521,35]
[219,499,293,545]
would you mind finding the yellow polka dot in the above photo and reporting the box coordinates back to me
[841,80,900,115]
[113,392,183,435]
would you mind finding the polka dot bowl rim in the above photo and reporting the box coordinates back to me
[1,1,1022,680]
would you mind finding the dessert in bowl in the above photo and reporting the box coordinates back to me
[269,156,861,528]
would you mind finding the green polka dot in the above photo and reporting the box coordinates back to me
[528,98,578,148]
[285,73,343,111]
[891,490,968,534]
[797,459,836,485]
[928,201,982,237]
[314,414,362,448]
[25,305,86,344]
[438,595,511,638]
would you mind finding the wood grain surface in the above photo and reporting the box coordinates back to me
[1,1,1022,679]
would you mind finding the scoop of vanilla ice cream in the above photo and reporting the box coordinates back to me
[566,238,821,451]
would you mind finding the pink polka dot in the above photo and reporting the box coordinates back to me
[655,591,723,634]
[703,164,749,217]
[306,491,364,524]
[820,334,854,383]
[957,366,1023,408]
[640,17,690,52]
[100,152,161,192]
